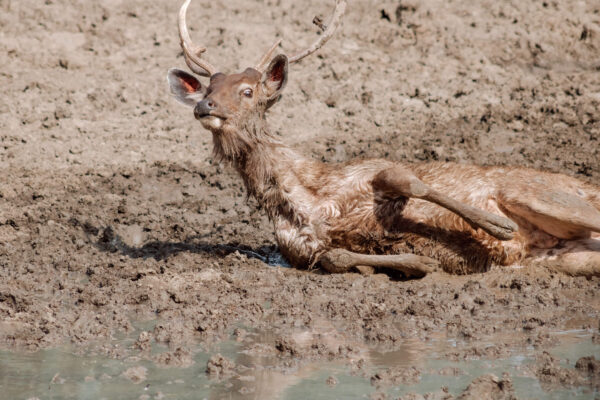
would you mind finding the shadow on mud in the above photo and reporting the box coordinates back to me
[87,225,425,279]
[94,225,290,267]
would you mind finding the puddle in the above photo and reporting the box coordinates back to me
[0,327,598,399]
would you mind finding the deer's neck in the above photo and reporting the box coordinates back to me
[211,117,311,221]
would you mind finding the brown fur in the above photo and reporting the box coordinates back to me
[167,59,600,277]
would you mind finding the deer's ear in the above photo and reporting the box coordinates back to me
[167,68,207,107]
[261,54,288,102]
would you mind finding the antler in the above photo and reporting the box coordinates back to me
[178,0,218,77]
[255,0,346,72]
[289,0,346,64]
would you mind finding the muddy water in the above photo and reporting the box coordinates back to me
[1,326,597,400]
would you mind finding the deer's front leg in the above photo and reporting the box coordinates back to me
[320,249,439,278]
[373,167,518,240]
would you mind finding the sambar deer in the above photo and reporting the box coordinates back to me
[167,0,600,277]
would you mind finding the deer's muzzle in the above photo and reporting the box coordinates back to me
[194,99,217,119]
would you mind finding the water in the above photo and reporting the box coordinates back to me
[0,328,598,400]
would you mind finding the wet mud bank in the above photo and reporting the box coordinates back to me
[1,0,600,398]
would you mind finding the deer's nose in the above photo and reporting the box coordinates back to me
[194,98,217,119]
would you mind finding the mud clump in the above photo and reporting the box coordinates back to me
[122,366,148,384]
[534,351,586,388]
[153,347,194,368]
[399,374,517,400]
[326,375,338,386]
[206,353,236,379]
[274,331,359,361]
[370,366,421,387]
[456,374,517,400]
[446,344,510,361]
[134,331,152,352]
[274,337,301,357]
[575,356,600,388]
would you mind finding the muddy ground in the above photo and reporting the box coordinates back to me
[1,0,599,398]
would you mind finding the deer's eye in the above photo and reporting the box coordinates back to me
[242,88,253,98]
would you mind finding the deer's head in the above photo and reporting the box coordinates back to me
[167,0,345,137]
[168,56,288,133]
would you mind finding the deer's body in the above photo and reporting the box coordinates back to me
[212,120,600,275]
[167,0,600,277]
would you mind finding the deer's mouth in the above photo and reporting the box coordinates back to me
[199,115,225,130]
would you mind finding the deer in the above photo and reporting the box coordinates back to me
[166,0,600,278]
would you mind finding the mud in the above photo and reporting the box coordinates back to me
[576,356,600,389]
[534,351,600,390]
[456,374,517,400]
[122,365,148,384]
[371,365,421,387]
[206,353,236,379]
[397,391,453,400]
[1,0,600,398]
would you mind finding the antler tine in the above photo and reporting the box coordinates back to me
[288,0,346,64]
[255,39,282,72]
[178,0,217,77]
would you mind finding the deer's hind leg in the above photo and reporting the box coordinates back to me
[373,166,518,240]
[497,178,600,276]
[497,178,600,239]
[526,239,600,277]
